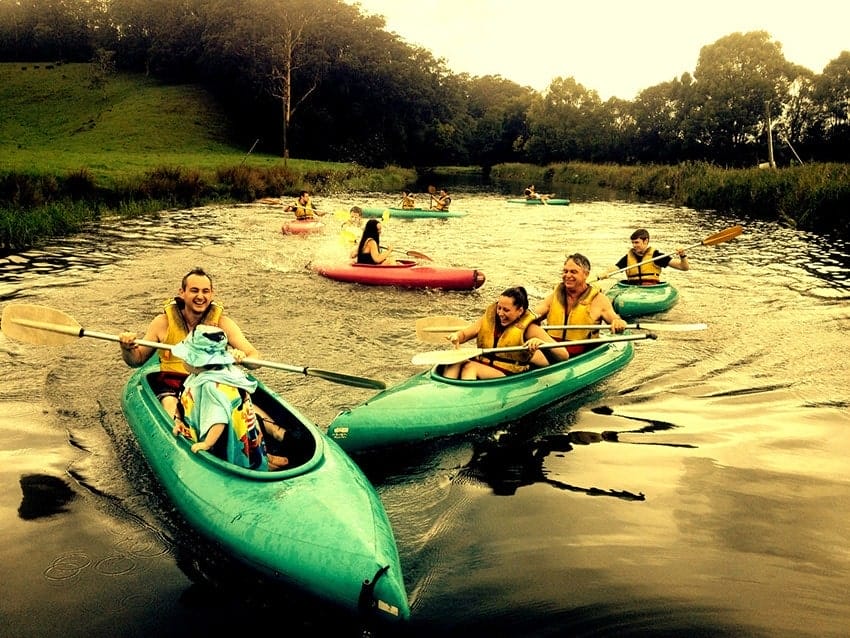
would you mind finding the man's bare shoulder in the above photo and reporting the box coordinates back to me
[144,313,169,340]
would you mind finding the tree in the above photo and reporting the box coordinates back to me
[524,77,603,163]
[454,75,533,168]
[690,31,796,166]
[201,0,351,159]
[810,51,850,161]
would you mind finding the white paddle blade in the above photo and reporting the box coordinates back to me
[414,316,468,343]
[1,304,83,346]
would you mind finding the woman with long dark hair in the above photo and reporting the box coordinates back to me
[356,219,395,265]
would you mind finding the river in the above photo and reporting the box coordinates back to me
[1,191,849,637]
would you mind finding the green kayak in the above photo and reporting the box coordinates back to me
[327,340,634,453]
[506,198,570,205]
[121,357,409,623]
[361,206,466,219]
[605,281,679,318]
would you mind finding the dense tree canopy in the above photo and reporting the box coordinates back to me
[1,0,849,167]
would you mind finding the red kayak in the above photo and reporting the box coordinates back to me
[312,259,485,290]
[282,219,325,235]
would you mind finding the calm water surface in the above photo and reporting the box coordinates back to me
[1,192,849,637]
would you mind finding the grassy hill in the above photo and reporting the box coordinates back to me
[0,62,414,249]
[0,62,341,184]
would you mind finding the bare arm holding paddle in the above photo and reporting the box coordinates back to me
[595,225,742,283]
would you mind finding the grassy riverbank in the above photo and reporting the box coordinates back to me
[2,62,848,250]
[0,63,414,249]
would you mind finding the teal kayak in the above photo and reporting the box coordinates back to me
[327,340,634,453]
[605,281,679,318]
[361,206,466,219]
[506,198,570,205]
[120,357,409,623]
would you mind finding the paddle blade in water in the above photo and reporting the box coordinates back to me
[404,249,433,262]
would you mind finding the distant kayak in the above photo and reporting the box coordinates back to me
[605,281,679,318]
[312,259,485,290]
[282,219,324,235]
[506,198,570,206]
[361,207,466,219]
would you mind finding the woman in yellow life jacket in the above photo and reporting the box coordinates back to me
[442,286,568,380]
[170,325,287,471]
[602,228,689,284]
[535,253,627,356]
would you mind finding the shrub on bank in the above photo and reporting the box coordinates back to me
[490,161,850,236]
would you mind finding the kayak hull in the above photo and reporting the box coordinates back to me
[120,358,409,622]
[312,259,485,290]
[327,340,634,452]
[506,198,570,205]
[361,207,466,219]
[605,281,679,318]
[282,219,325,234]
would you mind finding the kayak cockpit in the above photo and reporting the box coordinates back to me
[147,372,323,481]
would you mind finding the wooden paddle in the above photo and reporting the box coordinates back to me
[427,185,436,209]
[1,304,386,390]
[411,333,656,366]
[414,315,705,344]
[593,225,743,282]
[385,248,433,261]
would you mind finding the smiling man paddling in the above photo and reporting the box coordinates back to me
[117,267,261,418]
[534,253,627,356]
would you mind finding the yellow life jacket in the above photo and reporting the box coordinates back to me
[546,284,601,341]
[625,246,663,283]
[176,382,267,470]
[434,196,451,211]
[401,195,415,209]
[159,300,224,373]
[293,198,315,220]
[476,303,535,374]
[546,284,601,355]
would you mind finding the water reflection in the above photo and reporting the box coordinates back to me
[18,473,76,519]
[456,430,642,499]
[0,207,233,302]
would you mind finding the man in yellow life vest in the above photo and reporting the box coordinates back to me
[118,268,261,418]
[602,228,689,284]
[399,191,416,209]
[284,190,325,220]
[442,286,568,380]
[534,253,628,356]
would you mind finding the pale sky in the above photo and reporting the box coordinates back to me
[347,0,850,100]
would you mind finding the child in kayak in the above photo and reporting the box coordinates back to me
[171,325,288,470]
